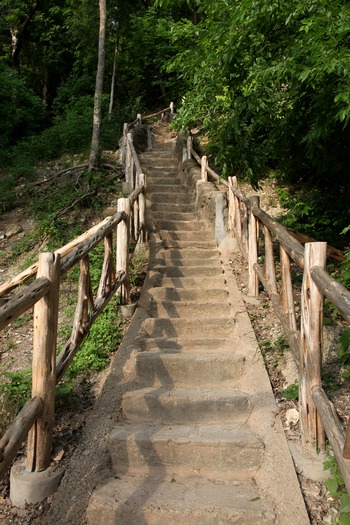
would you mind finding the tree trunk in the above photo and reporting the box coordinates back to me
[88,0,107,171]
[108,43,118,119]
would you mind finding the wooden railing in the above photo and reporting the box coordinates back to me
[186,136,350,493]
[0,104,175,482]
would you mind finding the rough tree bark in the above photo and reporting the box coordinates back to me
[88,0,107,171]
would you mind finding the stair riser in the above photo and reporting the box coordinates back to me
[149,185,185,193]
[153,212,196,221]
[147,301,230,318]
[109,434,263,473]
[161,240,216,249]
[147,178,182,186]
[136,354,245,386]
[160,248,218,259]
[152,204,195,213]
[155,267,222,278]
[122,393,252,424]
[153,258,218,267]
[135,337,237,354]
[159,276,224,288]
[87,505,275,525]
[160,231,213,242]
[147,288,228,302]
[155,221,206,232]
[142,318,236,339]
[151,193,193,204]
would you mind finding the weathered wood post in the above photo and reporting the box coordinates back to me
[264,226,278,295]
[116,198,130,304]
[232,177,242,243]
[126,133,134,189]
[187,135,192,159]
[170,101,174,115]
[138,173,146,243]
[26,252,61,472]
[248,196,260,297]
[201,156,208,182]
[137,113,142,125]
[300,242,327,453]
[280,246,297,333]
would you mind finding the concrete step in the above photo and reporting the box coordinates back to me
[147,177,182,186]
[152,211,197,221]
[158,276,224,288]
[108,423,264,473]
[160,247,219,260]
[87,474,276,525]
[147,300,230,318]
[135,336,240,354]
[154,266,222,278]
[135,352,246,386]
[161,240,216,249]
[146,287,228,302]
[160,230,214,242]
[155,220,206,231]
[141,318,236,339]
[153,257,218,267]
[151,193,193,204]
[148,184,185,193]
[122,388,252,424]
[152,203,195,213]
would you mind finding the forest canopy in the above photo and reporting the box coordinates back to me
[0,0,349,241]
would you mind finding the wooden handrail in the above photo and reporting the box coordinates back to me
[0,104,150,482]
[224,172,350,472]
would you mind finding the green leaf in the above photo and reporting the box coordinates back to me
[340,495,350,513]
[325,477,339,496]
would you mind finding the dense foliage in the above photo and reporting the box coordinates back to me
[0,0,349,241]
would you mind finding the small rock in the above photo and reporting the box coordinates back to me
[0,231,5,239]
[305,485,320,498]
[6,224,23,239]
[285,408,299,427]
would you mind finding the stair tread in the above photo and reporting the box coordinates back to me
[87,474,276,525]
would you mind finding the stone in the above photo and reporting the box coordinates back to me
[5,224,23,239]
[285,408,299,428]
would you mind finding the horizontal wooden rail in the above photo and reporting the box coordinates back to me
[311,266,350,324]
[0,217,112,298]
[253,207,305,268]
[0,277,50,331]
[60,212,125,275]
[129,184,145,205]
[0,397,43,480]
[312,386,350,494]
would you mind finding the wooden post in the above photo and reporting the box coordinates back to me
[344,422,350,459]
[280,245,297,332]
[26,252,61,472]
[242,202,249,254]
[187,135,192,159]
[201,156,208,182]
[126,133,134,188]
[248,196,260,297]
[133,199,139,242]
[264,226,278,295]
[138,173,146,243]
[300,242,327,453]
[170,101,174,114]
[137,113,142,125]
[232,177,242,243]
[116,198,130,304]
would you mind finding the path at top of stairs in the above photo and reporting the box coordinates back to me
[42,121,310,525]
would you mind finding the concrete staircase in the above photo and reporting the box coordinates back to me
[86,127,310,524]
